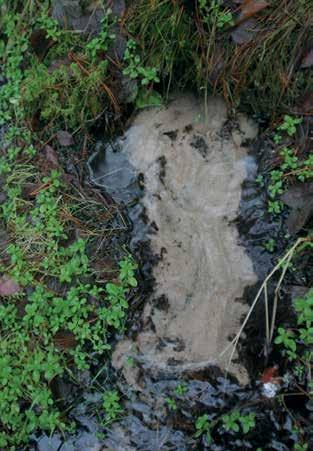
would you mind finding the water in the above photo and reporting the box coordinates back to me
[33,95,302,450]
[90,94,259,384]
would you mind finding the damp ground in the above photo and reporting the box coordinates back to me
[28,95,300,451]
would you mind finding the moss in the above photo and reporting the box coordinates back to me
[21,58,109,130]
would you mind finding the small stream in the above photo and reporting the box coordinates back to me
[90,94,260,383]
[33,95,297,450]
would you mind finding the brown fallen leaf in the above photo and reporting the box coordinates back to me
[57,130,74,147]
[0,276,21,296]
[53,330,77,350]
[301,48,313,69]
[281,182,313,234]
[44,145,60,169]
[23,182,42,198]
[261,365,279,384]
[29,29,52,60]
[236,0,269,24]
[296,91,313,115]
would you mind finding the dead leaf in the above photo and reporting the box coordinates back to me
[301,48,313,69]
[261,365,279,384]
[0,276,21,296]
[53,330,76,350]
[237,0,269,23]
[23,182,42,198]
[296,91,313,114]
[57,130,74,147]
[29,29,52,60]
[231,18,258,44]
[44,145,60,169]
[281,182,313,234]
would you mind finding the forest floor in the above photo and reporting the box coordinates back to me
[0,1,312,449]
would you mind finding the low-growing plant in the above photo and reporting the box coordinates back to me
[199,0,234,29]
[37,12,61,41]
[118,255,138,287]
[280,147,298,171]
[195,414,212,445]
[0,7,141,441]
[274,328,298,362]
[295,443,309,451]
[102,390,123,424]
[123,39,160,86]
[274,289,313,389]
[86,10,116,61]
[264,238,276,253]
[195,409,256,446]
[256,174,264,187]
[174,382,188,396]
[0,2,120,132]
[0,9,29,124]
[266,115,312,215]
[222,411,256,434]
[0,124,138,446]
[165,397,178,411]
[277,115,302,137]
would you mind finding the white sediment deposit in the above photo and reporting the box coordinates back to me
[111,95,259,384]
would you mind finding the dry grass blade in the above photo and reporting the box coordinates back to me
[220,237,310,373]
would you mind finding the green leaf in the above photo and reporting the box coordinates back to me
[136,89,163,109]
[129,277,137,287]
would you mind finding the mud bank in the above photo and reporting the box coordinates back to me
[90,94,259,383]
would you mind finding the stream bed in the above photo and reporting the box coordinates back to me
[34,95,299,450]
[90,94,259,384]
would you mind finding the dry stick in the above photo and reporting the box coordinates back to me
[220,238,305,372]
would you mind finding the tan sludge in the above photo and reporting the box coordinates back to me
[115,94,259,384]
